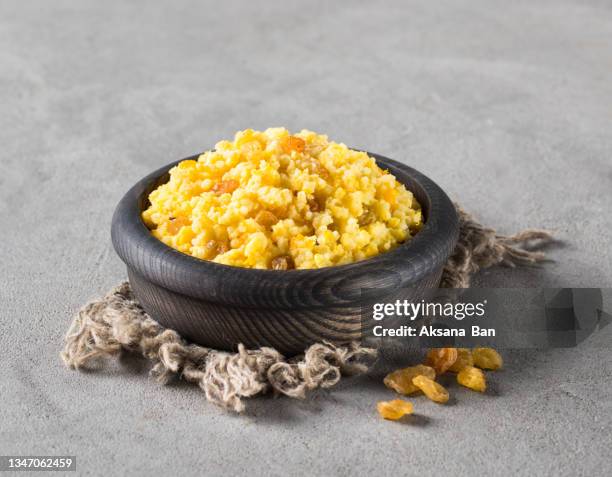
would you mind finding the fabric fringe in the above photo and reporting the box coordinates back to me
[440,204,554,288]
[61,282,376,413]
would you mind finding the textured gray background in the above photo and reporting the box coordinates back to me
[1,0,611,475]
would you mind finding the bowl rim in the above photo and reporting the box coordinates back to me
[111,152,459,308]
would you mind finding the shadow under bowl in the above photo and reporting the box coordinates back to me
[111,152,459,356]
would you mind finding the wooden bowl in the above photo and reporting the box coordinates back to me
[111,152,459,356]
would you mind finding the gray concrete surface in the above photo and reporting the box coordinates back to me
[1,0,612,475]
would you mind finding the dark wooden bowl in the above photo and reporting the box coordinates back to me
[111,152,459,356]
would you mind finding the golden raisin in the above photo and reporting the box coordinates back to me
[412,375,449,404]
[271,255,295,270]
[448,348,474,373]
[166,216,189,235]
[308,198,321,212]
[358,209,376,226]
[312,160,330,181]
[384,364,436,395]
[204,240,218,254]
[425,348,458,375]
[205,240,229,257]
[457,366,487,393]
[212,179,239,195]
[472,348,503,370]
[377,399,413,420]
[255,210,278,227]
[280,135,305,154]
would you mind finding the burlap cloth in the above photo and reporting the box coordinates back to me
[61,205,554,412]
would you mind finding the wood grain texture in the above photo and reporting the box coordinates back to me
[111,153,459,355]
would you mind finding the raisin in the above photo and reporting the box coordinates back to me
[308,198,321,212]
[255,210,278,227]
[472,348,503,370]
[271,255,295,270]
[212,179,239,195]
[166,216,189,235]
[425,348,458,375]
[358,209,375,226]
[377,399,413,421]
[457,366,487,393]
[205,240,229,257]
[411,375,449,404]
[384,364,436,395]
[280,135,306,154]
[448,348,474,373]
[312,160,330,181]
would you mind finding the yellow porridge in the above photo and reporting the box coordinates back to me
[142,128,422,269]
